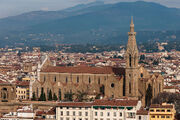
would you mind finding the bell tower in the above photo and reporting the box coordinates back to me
[125,17,139,97]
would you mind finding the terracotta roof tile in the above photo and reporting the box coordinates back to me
[41,66,125,75]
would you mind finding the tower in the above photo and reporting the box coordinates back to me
[125,17,139,97]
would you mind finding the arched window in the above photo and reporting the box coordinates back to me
[129,82,131,94]
[129,54,132,67]
[89,77,91,84]
[141,73,143,78]
[159,83,161,92]
[37,88,39,97]
[98,77,100,85]
[77,76,79,83]
[54,76,56,82]
[44,76,46,82]
[66,77,68,83]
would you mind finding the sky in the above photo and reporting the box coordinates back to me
[0,0,180,18]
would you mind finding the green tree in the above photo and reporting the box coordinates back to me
[75,91,88,102]
[145,84,152,107]
[64,91,74,101]
[31,92,36,101]
[43,93,46,101]
[53,93,58,101]
[48,90,53,101]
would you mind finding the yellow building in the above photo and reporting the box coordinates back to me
[16,81,30,100]
[149,103,176,120]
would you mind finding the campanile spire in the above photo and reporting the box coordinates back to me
[125,17,139,97]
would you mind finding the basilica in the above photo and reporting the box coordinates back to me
[32,18,164,106]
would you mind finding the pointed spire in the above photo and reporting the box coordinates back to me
[130,16,134,32]
[131,16,134,25]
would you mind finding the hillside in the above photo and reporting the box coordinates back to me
[0,1,180,46]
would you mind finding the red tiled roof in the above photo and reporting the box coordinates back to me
[16,81,29,86]
[57,99,138,107]
[57,102,92,107]
[41,66,125,75]
[136,107,148,115]
[92,99,138,106]
[150,104,173,108]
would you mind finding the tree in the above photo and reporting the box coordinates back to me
[39,87,46,101]
[145,84,152,107]
[152,92,180,113]
[32,92,36,101]
[140,55,145,60]
[53,93,58,101]
[75,90,88,102]
[48,90,53,101]
[64,91,74,101]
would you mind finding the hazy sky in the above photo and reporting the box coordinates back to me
[0,0,180,18]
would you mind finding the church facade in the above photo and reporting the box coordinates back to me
[32,18,164,106]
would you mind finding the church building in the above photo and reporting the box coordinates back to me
[32,18,164,106]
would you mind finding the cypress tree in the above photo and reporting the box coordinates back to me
[48,90,53,101]
[53,93,58,101]
[32,92,36,101]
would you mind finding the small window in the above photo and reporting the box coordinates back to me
[73,111,75,116]
[114,112,116,117]
[54,76,56,82]
[61,111,63,115]
[111,83,115,88]
[167,109,171,112]
[140,73,143,78]
[161,109,165,112]
[95,112,98,116]
[67,111,69,116]
[156,109,160,112]
[44,76,46,82]
[89,77,91,84]
[152,116,155,118]
[66,77,68,83]
[79,112,82,116]
[161,116,165,118]
[150,109,154,112]
[100,112,103,116]
[77,76,79,83]
[120,112,122,117]
[85,112,88,116]
[107,112,110,116]
[98,77,100,85]
[139,116,141,120]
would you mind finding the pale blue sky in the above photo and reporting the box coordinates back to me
[0,0,180,18]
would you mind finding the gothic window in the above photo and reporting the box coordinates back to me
[66,77,68,83]
[89,77,91,84]
[44,76,46,82]
[134,54,137,66]
[141,73,143,78]
[129,82,131,94]
[129,54,132,67]
[37,88,39,97]
[77,76,79,83]
[54,76,56,82]
[98,77,100,85]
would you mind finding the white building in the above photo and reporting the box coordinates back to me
[0,105,34,120]
[56,99,145,120]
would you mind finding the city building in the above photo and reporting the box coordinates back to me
[56,99,142,120]
[32,18,164,106]
[149,103,176,120]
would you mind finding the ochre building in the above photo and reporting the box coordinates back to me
[32,18,164,106]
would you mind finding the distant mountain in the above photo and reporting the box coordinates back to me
[0,1,180,46]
